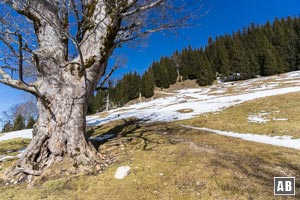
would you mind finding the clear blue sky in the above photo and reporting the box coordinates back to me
[0,0,299,121]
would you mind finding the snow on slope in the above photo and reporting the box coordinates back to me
[0,129,33,142]
[87,86,300,126]
[86,71,300,150]
[87,70,300,127]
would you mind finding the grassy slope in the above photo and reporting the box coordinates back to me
[181,92,300,138]
[0,119,299,200]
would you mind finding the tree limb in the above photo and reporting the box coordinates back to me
[0,67,37,94]
[95,65,118,91]
[122,0,163,17]
[17,32,23,82]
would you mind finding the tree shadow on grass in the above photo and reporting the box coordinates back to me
[88,118,165,151]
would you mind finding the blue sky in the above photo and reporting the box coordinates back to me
[0,0,300,122]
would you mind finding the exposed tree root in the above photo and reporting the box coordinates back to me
[3,128,110,185]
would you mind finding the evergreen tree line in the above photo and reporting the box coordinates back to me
[1,114,36,133]
[88,16,300,114]
[88,70,155,114]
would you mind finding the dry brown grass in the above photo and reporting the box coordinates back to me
[181,92,300,138]
[1,120,299,199]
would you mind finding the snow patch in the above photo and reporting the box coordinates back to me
[182,125,300,150]
[0,129,32,142]
[0,148,26,162]
[286,71,300,78]
[273,118,288,121]
[0,155,17,162]
[89,134,116,142]
[248,112,270,124]
[248,116,269,124]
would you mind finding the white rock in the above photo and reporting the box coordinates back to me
[114,166,131,179]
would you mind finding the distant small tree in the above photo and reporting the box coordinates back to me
[1,121,13,133]
[13,114,25,131]
[26,116,36,129]
[1,95,38,127]
[172,51,182,83]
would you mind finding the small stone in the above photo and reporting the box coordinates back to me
[95,164,102,171]
[159,173,164,176]
[114,166,131,179]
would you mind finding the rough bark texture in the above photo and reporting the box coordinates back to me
[5,61,104,183]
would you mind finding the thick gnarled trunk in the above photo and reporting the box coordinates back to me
[6,68,103,183]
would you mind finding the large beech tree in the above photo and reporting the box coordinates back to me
[0,0,201,182]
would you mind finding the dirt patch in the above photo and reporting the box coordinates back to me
[176,108,194,113]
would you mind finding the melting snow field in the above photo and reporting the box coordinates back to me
[86,70,300,150]
[0,129,33,142]
[87,87,300,127]
[1,71,300,150]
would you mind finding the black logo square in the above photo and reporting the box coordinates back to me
[274,177,295,195]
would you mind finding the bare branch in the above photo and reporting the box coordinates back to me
[122,0,163,17]
[17,32,23,82]
[95,65,118,91]
[0,67,36,94]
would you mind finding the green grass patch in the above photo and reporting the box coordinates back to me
[0,138,30,155]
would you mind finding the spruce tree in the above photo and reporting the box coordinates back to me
[13,114,25,131]
[230,37,248,79]
[141,69,155,98]
[1,121,13,133]
[217,44,231,80]
[26,116,36,129]
[128,72,141,100]
[257,35,279,76]
[152,60,170,88]
[196,53,215,86]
